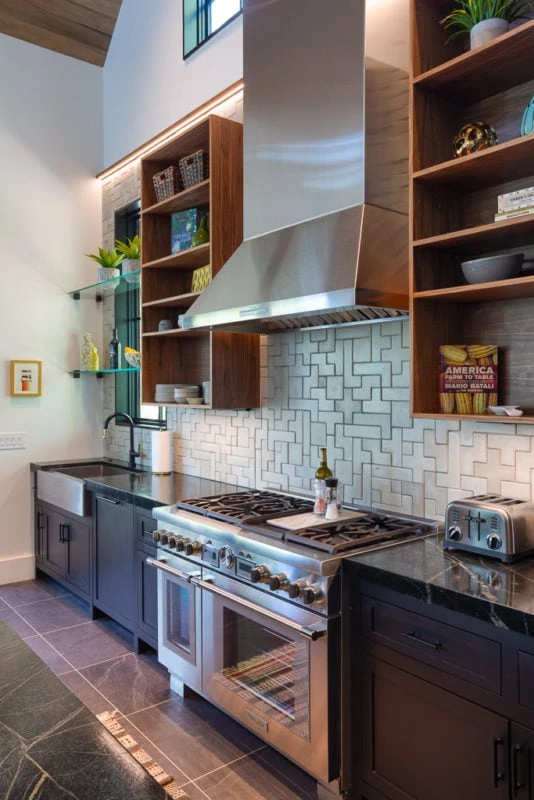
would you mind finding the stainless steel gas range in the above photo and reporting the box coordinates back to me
[148,490,437,798]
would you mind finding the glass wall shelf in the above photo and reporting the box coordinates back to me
[70,270,141,301]
[70,368,140,379]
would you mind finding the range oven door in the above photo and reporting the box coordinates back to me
[149,551,202,693]
[199,570,333,785]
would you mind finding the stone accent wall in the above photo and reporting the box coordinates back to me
[102,92,534,519]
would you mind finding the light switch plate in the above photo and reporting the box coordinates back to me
[0,432,26,450]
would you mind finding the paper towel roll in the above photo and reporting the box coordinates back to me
[151,430,172,475]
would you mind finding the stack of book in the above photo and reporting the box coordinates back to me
[495,187,534,222]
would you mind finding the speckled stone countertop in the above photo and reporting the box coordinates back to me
[31,458,245,509]
[0,619,167,799]
[348,533,534,635]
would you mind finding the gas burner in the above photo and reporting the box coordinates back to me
[177,491,313,524]
[285,515,435,554]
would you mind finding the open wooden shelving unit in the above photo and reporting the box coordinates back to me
[410,2,534,421]
[140,115,260,410]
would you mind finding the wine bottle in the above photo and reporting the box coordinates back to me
[109,328,121,370]
[313,447,332,515]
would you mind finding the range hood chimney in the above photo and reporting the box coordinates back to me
[180,0,409,334]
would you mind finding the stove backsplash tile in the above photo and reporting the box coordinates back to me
[101,122,534,521]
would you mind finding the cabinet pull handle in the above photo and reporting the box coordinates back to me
[62,524,70,543]
[98,496,119,505]
[401,630,442,650]
[512,744,526,796]
[59,524,64,543]
[493,737,505,788]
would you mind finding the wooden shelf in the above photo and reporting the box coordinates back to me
[142,180,210,215]
[142,243,210,270]
[414,216,534,254]
[412,412,534,424]
[142,328,206,338]
[143,401,212,410]
[142,292,201,310]
[413,19,534,103]
[413,135,534,191]
[414,275,534,303]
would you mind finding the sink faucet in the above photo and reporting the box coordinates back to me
[102,412,139,470]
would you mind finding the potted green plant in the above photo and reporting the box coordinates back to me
[85,247,125,284]
[115,235,141,283]
[441,0,533,49]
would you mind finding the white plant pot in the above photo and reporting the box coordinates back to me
[97,267,120,283]
[122,258,141,284]
[470,18,509,49]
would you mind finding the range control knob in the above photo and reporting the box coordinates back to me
[219,546,235,568]
[174,538,186,552]
[301,585,324,606]
[447,525,463,542]
[152,529,163,543]
[486,533,503,551]
[167,536,176,549]
[184,541,202,556]
[269,573,289,592]
[160,532,169,545]
[250,565,271,584]
[288,581,305,599]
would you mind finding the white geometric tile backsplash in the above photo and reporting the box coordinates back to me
[101,92,534,522]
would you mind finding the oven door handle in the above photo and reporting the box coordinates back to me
[146,557,199,584]
[193,575,328,642]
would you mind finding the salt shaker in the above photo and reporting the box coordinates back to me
[324,478,339,521]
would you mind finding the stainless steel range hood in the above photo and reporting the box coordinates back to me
[180,0,409,334]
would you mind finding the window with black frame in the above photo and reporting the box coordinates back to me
[114,201,166,429]
[183,0,243,58]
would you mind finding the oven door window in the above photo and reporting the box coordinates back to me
[214,608,310,740]
[162,574,196,665]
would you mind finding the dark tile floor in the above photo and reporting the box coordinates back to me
[0,577,318,800]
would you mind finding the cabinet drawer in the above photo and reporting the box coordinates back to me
[136,509,158,546]
[361,595,501,694]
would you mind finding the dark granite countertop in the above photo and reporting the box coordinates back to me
[0,619,167,799]
[348,533,534,636]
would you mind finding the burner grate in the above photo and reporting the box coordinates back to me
[177,491,313,524]
[285,516,434,553]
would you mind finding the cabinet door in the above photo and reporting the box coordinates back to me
[361,657,509,800]
[94,495,134,629]
[63,517,91,597]
[136,544,158,647]
[510,723,534,799]
[43,508,65,577]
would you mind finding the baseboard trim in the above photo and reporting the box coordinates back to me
[0,555,35,585]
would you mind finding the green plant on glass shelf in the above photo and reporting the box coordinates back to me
[85,247,125,285]
[115,235,141,260]
[441,0,533,41]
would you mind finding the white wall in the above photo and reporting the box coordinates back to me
[0,33,104,583]
[103,0,243,166]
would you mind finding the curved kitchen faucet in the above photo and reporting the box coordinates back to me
[102,412,139,470]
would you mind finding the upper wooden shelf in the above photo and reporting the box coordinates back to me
[142,292,201,310]
[142,328,206,339]
[413,135,534,191]
[414,274,534,303]
[142,243,210,270]
[414,215,534,254]
[413,19,534,103]
[142,180,210,216]
[413,412,534,424]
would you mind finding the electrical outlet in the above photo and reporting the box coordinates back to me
[0,432,26,450]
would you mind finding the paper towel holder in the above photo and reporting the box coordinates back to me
[151,429,173,476]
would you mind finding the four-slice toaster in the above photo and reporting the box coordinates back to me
[444,494,534,562]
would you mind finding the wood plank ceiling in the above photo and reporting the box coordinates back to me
[0,0,123,67]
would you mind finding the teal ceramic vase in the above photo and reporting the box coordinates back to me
[521,96,534,137]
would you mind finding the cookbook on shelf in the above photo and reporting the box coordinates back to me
[439,345,498,415]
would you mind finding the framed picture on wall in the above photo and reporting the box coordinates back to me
[10,360,42,397]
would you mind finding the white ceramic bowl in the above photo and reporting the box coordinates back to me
[461,253,524,284]
[187,397,204,405]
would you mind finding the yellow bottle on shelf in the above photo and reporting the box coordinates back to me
[81,333,99,371]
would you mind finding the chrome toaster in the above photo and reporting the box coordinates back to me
[444,494,534,563]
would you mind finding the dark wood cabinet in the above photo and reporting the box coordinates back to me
[35,501,91,600]
[93,494,135,629]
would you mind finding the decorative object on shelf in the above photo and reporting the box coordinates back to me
[439,345,498,415]
[202,380,211,404]
[124,347,141,368]
[153,165,179,202]
[179,149,209,189]
[170,207,204,253]
[80,333,99,371]
[85,246,125,285]
[489,404,524,416]
[495,187,534,220]
[440,0,533,49]
[115,235,141,283]
[191,263,212,293]
[453,121,498,157]
[461,253,524,283]
[521,95,534,136]
[158,319,172,332]
[191,213,209,247]
[9,360,42,397]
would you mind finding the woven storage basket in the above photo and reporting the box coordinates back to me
[179,150,209,189]
[153,165,179,203]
